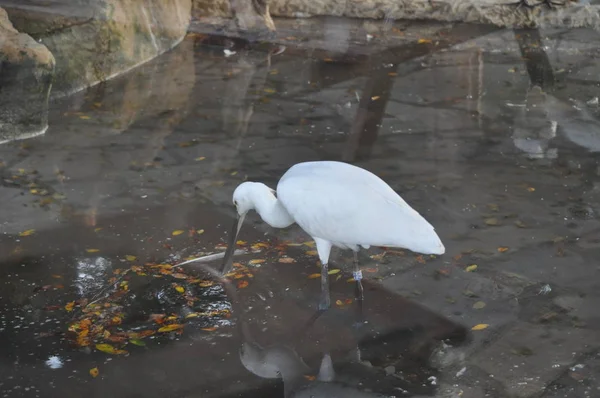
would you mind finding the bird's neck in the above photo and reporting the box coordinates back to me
[254,193,295,229]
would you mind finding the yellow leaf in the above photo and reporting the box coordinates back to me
[196,229,205,235]
[198,281,214,287]
[18,229,35,237]
[30,189,39,194]
[79,115,91,120]
[497,246,509,253]
[89,367,99,378]
[335,300,344,306]
[95,344,128,355]
[308,273,321,279]
[418,38,432,44]
[305,250,317,256]
[278,257,296,263]
[264,88,276,94]
[65,301,75,312]
[94,228,103,232]
[158,324,184,332]
[471,323,489,331]
[86,248,100,253]
[185,313,200,319]
[171,273,188,279]
[230,171,238,176]
[248,259,265,265]
[527,187,535,192]
[236,240,247,245]
[175,285,185,293]
[172,230,185,236]
[125,255,137,262]
[195,156,206,161]
[371,96,380,101]
[302,241,316,248]
[328,269,341,275]
[465,264,478,272]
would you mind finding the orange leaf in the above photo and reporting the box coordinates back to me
[418,38,432,44]
[278,257,296,263]
[65,301,75,312]
[201,327,217,332]
[416,255,426,264]
[89,367,99,378]
[237,280,249,289]
[308,273,321,279]
[497,247,509,253]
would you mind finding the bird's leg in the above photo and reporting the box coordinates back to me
[319,261,331,311]
[353,251,364,326]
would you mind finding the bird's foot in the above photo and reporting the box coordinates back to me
[506,0,565,9]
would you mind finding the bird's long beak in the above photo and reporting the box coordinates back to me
[221,212,246,275]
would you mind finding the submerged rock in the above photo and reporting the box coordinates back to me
[0,7,54,145]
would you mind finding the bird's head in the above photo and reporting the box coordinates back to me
[222,182,276,275]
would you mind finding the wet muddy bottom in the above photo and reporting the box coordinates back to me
[1,16,600,398]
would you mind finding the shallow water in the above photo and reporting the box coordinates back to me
[1,18,600,398]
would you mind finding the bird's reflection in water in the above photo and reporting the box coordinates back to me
[218,270,415,398]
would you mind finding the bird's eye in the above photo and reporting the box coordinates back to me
[233,200,238,206]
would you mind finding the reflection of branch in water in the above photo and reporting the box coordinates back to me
[513,28,555,90]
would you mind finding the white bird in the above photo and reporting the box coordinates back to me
[220,160,445,311]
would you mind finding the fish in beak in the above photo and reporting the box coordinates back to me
[221,212,246,275]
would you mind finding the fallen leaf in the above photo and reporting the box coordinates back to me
[194,156,206,161]
[125,255,137,262]
[471,323,489,331]
[248,259,265,265]
[174,285,185,293]
[416,255,426,264]
[302,241,316,248]
[418,38,433,44]
[305,250,317,256]
[327,269,341,275]
[65,301,75,312]
[264,88,276,94]
[514,220,526,228]
[95,343,128,355]
[171,273,188,279]
[335,300,344,306]
[308,273,321,279]
[484,218,499,226]
[89,367,99,378]
[94,227,103,232]
[473,301,486,309]
[18,229,36,237]
[197,229,205,235]
[158,324,184,333]
[198,281,214,287]
[278,257,296,263]
[371,96,381,101]
[527,187,535,192]
[201,327,217,332]
[129,338,146,346]
[388,72,398,76]
[172,230,185,236]
[304,375,316,381]
[465,264,478,272]
[237,280,249,289]
[86,249,100,253]
[497,246,509,253]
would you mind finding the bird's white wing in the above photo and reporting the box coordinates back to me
[277,162,442,253]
